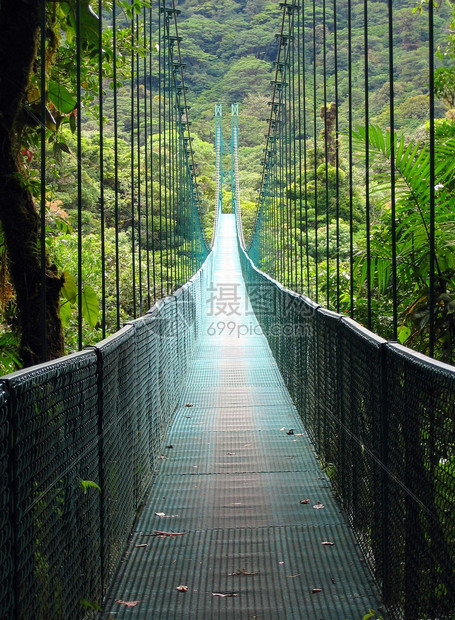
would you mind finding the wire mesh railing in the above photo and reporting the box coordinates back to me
[0,249,214,618]
[238,236,455,619]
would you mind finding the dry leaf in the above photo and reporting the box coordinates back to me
[312,588,322,594]
[286,429,294,435]
[227,452,236,456]
[212,592,239,598]
[116,600,140,607]
[313,503,324,509]
[176,585,188,592]
[286,573,301,579]
[155,512,179,518]
[185,403,193,407]
[160,454,167,460]
[280,427,286,431]
[229,568,258,576]
[152,530,186,538]
[321,541,334,546]
[300,498,310,504]
[135,544,147,548]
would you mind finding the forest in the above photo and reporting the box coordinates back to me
[0,0,454,371]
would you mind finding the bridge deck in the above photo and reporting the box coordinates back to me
[102,215,383,619]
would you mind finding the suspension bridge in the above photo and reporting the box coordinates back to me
[0,1,454,619]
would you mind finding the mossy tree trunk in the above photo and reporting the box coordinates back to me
[0,0,64,367]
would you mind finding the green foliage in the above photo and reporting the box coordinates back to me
[79,480,101,494]
[351,124,455,361]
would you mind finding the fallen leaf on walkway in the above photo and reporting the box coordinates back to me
[152,530,186,538]
[286,573,301,579]
[176,585,188,592]
[280,427,286,431]
[286,429,294,435]
[135,544,147,548]
[155,512,179,518]
[160,454,167,460]
[312,588,322,594]
[227,452,236,456]
[321,541,334,546]
[185,403,193,407]
[313,503,324,509]
[295,433,305,436]
[116,600,140,607]
[166,445,173,449]
[300,498,310,504]
[212,592,239,598]
[229,568,258,576]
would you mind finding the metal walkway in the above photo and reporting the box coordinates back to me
[102,215,383,619]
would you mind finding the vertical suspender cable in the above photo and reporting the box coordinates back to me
[364,0,371,329]
[388,0,397,339]
[302,0,310,295]
[113,2,120,330]
[296,2,303,294]
[348,0,354,317]
[149,4,157,303]
[163,11,169,295]
[40,0,47,361]
[169,48,177,288]
[158,5,164,297]
[291,9,298,290]
[144,6,151,309]
[323,0,330,308]
[428,0,435,356]
[136,14,143,315]
[99,0,106,338]
[130,14,137,318]
[312,0,318,302]
[333,0,340,312]
[76,0,83,350]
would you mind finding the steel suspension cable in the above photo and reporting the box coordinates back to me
[40,0,47,361]
[333,0,340,312]
[76,0,83,350]
[136,13,143,315]
[312,0,319,302]
[130,15,137,318]
[99,0,106,337]
[364,0,371,329]
[348,0,354,317]
[388,0,397,341]
[112,1,121,330]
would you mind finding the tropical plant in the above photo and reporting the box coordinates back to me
[352,124,455,361]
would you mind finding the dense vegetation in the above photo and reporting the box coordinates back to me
[1,0,455,370]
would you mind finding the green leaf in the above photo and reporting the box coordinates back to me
[61,271,77,304]
[80,479,101,494]
[397,325,411,344]
[48,81,77,114]
[60,300,73,327]
[80,599,102,612]
[56,141,72,155]
[80,284,99,328]
[45,107,57,131]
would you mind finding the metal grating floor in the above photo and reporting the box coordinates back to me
[101,215,384,619]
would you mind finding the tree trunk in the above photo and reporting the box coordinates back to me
[0,0,64,367]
